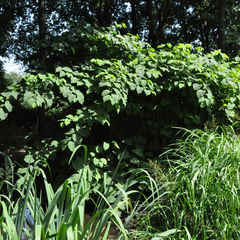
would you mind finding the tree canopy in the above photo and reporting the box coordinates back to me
[1,0,240,72]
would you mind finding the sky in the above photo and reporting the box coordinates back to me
[1,56,25,75]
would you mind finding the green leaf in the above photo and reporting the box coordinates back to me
[161,98,169,106]
[235,56,240,62]
[168,59,178,64]
[102,95,111,103]
[0,108,7,120]
[178,83,185,89]
[136,86,143,94]
[76,91,84,104]
[62,66,73,72]
[59,70,66,78]
[93,157,99,166]
[130,157,140,166]
[193,83,202,90]
[103,142,110,151]
[24,154,34,163]
[144,89,151,96]
[227,102,235,110]
[71,76,78,83]
[136,67,145,76]
[51,140,58,147]
[112,140,120,149]
[122,138,133,145]
[196,89,205,98]
[97,59,105,66]
[193,114,201,124]
[152,229,180,239]
[78,127,89,137]
[167,43,172,48]
[102,89,111,97]
[146,71,152,78]
[130,83,137,90]
[68,141,76,152]
[35,225,46,240]
[152,72,159,79]
[225,109,235,117]
[4,101,12,112]
[57,223,67,240]
[100,158,107,165]
[132,148,143,158]
[24,91,34,100]
[99,81,111,87]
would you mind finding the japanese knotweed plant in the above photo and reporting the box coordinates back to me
[1,23,240,190]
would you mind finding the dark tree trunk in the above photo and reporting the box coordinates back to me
[156,0,170,46]
[37,0,46,136]
[39,0,46,67]
[146,0,156,47]
[146,0,170,48]
[130,0,138,35]
[218,0,226,50]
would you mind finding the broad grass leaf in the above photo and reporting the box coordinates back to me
[151,229,180,239]
[57,223,67,240]
[35,225,46,240]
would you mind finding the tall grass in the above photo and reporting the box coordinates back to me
[0,146,135,239]
[0,146,178,240]
[146,127,240,239]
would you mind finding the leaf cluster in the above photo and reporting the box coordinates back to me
[1,25,240,190]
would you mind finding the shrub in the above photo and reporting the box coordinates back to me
[1,23,240,191]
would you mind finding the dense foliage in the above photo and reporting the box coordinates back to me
[1,1,240,239]
[1,24,240,191]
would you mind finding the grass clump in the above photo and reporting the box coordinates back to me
[0,148,136,240]
[144,126,240,239]
[0,146,178,240]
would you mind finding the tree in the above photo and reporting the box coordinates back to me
[0,0,19,88]
[2,0,240,72]
[37,0,47,135]
[218,0,226,50]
